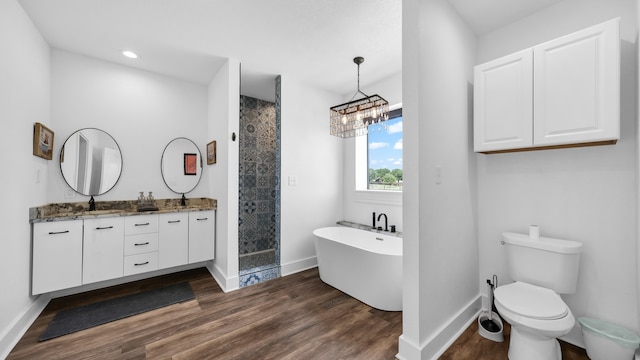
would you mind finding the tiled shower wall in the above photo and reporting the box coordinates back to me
[239,95,278,271]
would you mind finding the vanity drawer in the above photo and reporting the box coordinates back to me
[124,233,159,255]
[124,214,158,235]
[124,252,158,276]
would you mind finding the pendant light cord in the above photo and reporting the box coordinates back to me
[350,57,369,101]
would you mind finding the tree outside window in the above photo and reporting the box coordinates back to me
[367,109,402,191]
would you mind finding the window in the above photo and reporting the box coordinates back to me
[363,108,402,191]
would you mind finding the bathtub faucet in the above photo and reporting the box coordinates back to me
[377,213,388,232]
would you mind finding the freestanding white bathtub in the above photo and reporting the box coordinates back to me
[312,226,402,311]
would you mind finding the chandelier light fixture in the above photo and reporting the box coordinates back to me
[330,57,389,138]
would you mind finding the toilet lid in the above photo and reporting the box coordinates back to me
[494,282,568,320]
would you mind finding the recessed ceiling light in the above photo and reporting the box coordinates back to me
[122,50,138,59]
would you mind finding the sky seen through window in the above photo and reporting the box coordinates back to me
[368,116,403,171]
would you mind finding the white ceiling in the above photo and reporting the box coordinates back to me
[18,0,563,102]
[447,0,565,35]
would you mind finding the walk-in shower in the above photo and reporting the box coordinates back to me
[238,76,281,287]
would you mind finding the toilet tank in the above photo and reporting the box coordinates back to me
[502,232,583,294]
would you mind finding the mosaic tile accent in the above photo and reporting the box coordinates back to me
[239,263,281,288]
[239,93,281,278]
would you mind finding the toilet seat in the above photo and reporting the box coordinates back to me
[494,281,575,339]
[494,281,568,320]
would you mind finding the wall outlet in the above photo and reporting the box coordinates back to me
[64,188,76,199]
[288,176,297,186]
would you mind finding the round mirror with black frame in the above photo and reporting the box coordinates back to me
[161,137,202,204]
[60,128,123,210]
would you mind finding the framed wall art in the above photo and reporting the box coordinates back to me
[33,122,54,160]
[206,140,216,165]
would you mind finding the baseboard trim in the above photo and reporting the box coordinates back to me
[397,335,422,360]
[280,256,317,276]
[397,295,482,360]
[0,295,50,359]
[208,262,239,293]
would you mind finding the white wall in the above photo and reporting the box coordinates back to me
[342,72,404,231]
[0,0,50,357]
[279,75,344,275]
[207,59,240,291]
[637,0,640,339]
[0,2,376,355]
[49,50,209,203]
[399,0,479,359]
[476,0,638,346]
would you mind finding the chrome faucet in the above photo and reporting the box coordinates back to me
[377,213,388,232]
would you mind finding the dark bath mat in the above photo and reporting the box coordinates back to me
[39,281,194,341]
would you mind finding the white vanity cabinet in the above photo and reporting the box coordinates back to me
[32,220,83,295]
[474,18,619,153]
[31,206,215,295]
[158,212,189,269]
[189,210,215,263]
[83,217,124,284]
[123,214,159,276]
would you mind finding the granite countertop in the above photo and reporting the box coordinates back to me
[30,197,217,223]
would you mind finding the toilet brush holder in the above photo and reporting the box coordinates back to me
[478,310,504,342]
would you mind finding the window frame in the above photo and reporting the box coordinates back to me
[355,106,403,194]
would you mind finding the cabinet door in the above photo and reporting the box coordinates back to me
[474,49,533,152]
[158,212,188,269]
[189,211,215,263]
[83,217,124,284]
[533,19,619,146]
[32,220,83,295]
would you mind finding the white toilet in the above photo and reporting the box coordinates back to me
[494,232,583,360]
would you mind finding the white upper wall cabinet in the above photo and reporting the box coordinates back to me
[474,18,620,153]
[474,49,533,152]
[533,19,620,146]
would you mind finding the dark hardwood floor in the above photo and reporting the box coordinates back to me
[440,316,589,360]
[8,267,590,359]
[8,267,402,360]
